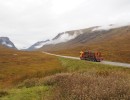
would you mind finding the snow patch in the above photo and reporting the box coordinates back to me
[2,42,13,47]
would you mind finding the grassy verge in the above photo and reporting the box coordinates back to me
[1,86,51,100]
[46,58,130,99]
[59,57,130,73]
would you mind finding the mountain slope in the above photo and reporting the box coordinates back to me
[38,27,96,51]
[39,25,130,63]
[27,39,50,50]
[0,37,17,49]
[28,30,84,50]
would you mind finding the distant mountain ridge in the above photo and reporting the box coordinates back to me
[27,30,83,50]
[27,24,130,53]
[27,39,50,50]
[0,37,17,49]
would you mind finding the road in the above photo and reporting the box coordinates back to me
[42,51,130,68]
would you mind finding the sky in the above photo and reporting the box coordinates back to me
[0,0,130,49]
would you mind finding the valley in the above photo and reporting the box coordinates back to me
[1,0,130,99]
[0,24,130,100]
[0,45,130,99]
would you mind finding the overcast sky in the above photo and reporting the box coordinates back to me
[0,0,130,49]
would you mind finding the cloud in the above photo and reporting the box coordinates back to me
[92,22,130,31]
[0,0,130,49]
[48,32,78,44]
[51,0,86,15]
[34,32,79,49]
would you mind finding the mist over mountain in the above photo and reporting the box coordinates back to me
[27,39,50,50]
[27,23,130,51]
[27,30,83,50]
[1,23,129,51]
[0,37,17,49]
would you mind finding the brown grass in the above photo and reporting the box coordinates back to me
[0,90,8,97]
[43,72,130,100]
[1,46,130,99]
[0,48,63,89]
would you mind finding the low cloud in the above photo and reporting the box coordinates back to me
[0,0,130,49]
[34,32,79,49]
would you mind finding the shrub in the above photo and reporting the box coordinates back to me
[43,73,71,86]
[0,90,8,97]
[18,73,71,88]
[18,78,41,88]
[45,72,130,100]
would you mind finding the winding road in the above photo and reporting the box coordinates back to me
[42,51,130,68]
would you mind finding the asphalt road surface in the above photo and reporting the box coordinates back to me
[42,51,130,68]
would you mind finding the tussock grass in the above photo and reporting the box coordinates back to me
[45,72,130,100]
[48,57,130,100]
[17,73,71,88]
[0,51,63,88]
[0,90,8,97]
[12,57,130,100]
[1,49,130,100]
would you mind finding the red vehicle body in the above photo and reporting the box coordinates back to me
[80,51,103,62]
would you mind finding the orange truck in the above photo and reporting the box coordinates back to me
[80,51,103,62]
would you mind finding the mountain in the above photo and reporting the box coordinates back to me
[0,37,17,49]
[38,26,98,51]
[51,30,83,44]
[39,24,130,63]
[27,39,50,50]
[28,30,84,50]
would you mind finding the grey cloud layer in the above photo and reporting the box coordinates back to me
[0,0,130,49]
